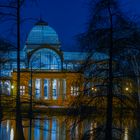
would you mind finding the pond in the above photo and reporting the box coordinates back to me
[0,114,94,140]
[0,114,131,140]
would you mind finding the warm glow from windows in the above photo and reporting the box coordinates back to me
[125,87,129,91]
[20,86,25,95]
[92,87,97,92]
[11,85,14,89]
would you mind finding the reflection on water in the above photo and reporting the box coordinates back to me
[124,127,128,140]
[0,115,130,140]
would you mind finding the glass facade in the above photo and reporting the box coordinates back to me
[0,80,11,95]
[52,79,59,100]
[0,22,108,103]
[44,79,49,99]
[30,48,62,70]
[35,79,41,99]
[3,81,11,95]
[31,78,67,100]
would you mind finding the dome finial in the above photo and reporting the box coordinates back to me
[36,15,48,26]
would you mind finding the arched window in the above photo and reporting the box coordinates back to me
[29,48,62,70]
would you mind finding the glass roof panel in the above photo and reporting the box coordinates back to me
[27,25,60,45]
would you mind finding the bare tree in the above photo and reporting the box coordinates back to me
[0,0,38,139]
[75,0,140,139]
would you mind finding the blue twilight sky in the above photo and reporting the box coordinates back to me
[0,0,140,51]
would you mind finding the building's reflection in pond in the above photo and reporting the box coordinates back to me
[0,115,130,140]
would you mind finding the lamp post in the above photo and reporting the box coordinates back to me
[30,64,33,114]
[29,63,33,140]
[11,85,14,95]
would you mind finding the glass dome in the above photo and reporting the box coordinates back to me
[27,22,60,45]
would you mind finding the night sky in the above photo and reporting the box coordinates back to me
[0,0,140,51]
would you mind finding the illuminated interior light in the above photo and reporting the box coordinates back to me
[125,87,129,91]
[92,87,97,92]
[11,85,14,89]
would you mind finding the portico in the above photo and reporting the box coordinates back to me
[12,70,82,105]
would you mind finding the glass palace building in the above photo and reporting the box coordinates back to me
[0,21,107,105]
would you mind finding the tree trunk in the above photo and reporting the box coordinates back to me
[105,1,113,140]
[14,0,25,139]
